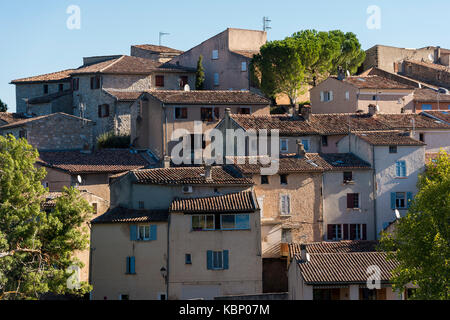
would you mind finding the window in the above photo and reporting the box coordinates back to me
[201,107,215,122]
[345,91,350,100]
[280,194,290,215]
[343,171,353,183]
[372,95,377,101]
[389,146,397,153]
[185,254,192,265]
[347,193,359,209]
[395,192,406,209]
[192,215,215,231]
[138,201,145,209]
[238,107,250,114]
[43,84,49,94]
[175,107,188,119]
[212,50,219,60]
[179,76,188,89]
[350,224,364,240]
[322,136,328,147]
[126,256,135,274]
[327,224,342,241]
[155,75,164,87]
[301,139,310,151]
[98,104,110,118]
[281,229,292,243]
[19,130,27,139]
[207,250,229,270]
[221,214,250,230]
[158,293,167,300]
[395,161,407,177]
[241,62,247,72]
[42,181,49,188]
[280,174,288,185]
[320,91,333,102]
[419,133,424,142]
[280,139,288,152]
[72,78,79,91]
[421,104,432,111]
[90,76,101,89]
[59,84,64,92]
[213,73,219,86]
[261,175,269,185]
[119,294,129,300]
[138,225,151,240]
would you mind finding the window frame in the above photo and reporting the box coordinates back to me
[175,107,188,120]
[280,194,291,215]
[191,214,215,231]
[395,160,407,177]
[395,192,407,209]
[155,75,165,87]
[213,73,219,86]
[220,214,250,231]
[347,193,360,209]
[280,174,288,185]
[137,225,151,241]
[212,50,219,60]
[185,253,192,265]
[343,171,353,183]
[201,107,215,122]
[241,61,247,72]
[212,251,223,270]
[261,175,269,185]
[280,138,289,152]
[301,139,310,151]
[389,145,397,154]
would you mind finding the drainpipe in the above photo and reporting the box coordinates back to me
[162,103,168,158]
[372,145,377,240]
[166,213,171,299]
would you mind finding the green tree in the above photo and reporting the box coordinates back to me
[328,30,366,75]
[0,99,7,112]
[195,55,205,90]
[380,150,450,300]
[252,38,306,104]
[0,135,92,300]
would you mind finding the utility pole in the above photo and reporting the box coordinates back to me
[262,16,271,32]
[159,32,170,46]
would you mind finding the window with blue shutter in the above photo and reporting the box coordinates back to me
[223,250,229,270]
[126,256,135,274]
[407,192,413,208]
[130,225,138,241]
[395,161,407,177]
[150,225,157,241]
[301,139,310,151]
[390,193,396,209]
[207,251,213,270]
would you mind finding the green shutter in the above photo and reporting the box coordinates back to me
[391,193,396,209]
[130,256,135,274]
[150,225,157,241]
[223,250,229,270]
[126,257,130,274]
[130,225,137,241]
[207,251,213,270]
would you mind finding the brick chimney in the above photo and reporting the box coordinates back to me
[368,104,378,116]
[296,139,306,158]
[301,105,312,121]
[163,156,171,168]
[204,164,212,181]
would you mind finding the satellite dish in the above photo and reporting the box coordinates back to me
[395,209,401,219]
[184,84,190,91]
[77,175,82,184]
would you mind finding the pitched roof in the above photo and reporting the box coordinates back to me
[310,113,393,135]
[132,44,183,54]
[91,206,168,224]
[230,114,317,135]
[230,50,259,59]
[355,132,426,146]
[422,110,450,124]
[289,241,379,259]
[0,113,92,130]
[414,88,450,102]
[405,59,450,72]
[342,75,415,90]
[133,166,254,186]
[28,90,72,105]
[374,113,450,129]
[104,90,143,102]
[310,153,371,170]
[296,251,399,284]
[169,191,258,213]
[144,90,270,105]
[0,112,26,125]
[38,149,150,174]
[71,55,194,75]
[11,69,75,84]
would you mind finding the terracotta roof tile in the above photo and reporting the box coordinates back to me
[355,132,426,146]
[0,113,91,130]
[0,112,27,126]
[422,110,450,124]
[11,69,75,84]
[374,113,450,129]
[92,206,168,224]
[132,44,183,54]
[144,90,270,105]
[342,75,415,89]
[104,90,143,102]
[405,60,450,72]
[414,88,450,102]
[289,241,379,259]
[169,191,258,213]
[38,149,150,174]
[133,166,254,185]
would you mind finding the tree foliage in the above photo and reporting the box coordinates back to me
[251,29,366,103]
[195,55,205,90]
[0,99,7,112]
[380,150,450,300]
[96,131,130,149]
[0,135,92,300]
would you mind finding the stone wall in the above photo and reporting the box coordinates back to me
[401,60,450,89]
[15,82,71,114]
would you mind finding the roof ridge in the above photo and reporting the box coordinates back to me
[100,55,125,72]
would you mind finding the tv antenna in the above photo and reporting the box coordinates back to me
[159,32,170,46]
[262,17,271,32]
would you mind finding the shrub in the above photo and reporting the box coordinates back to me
[96,131,130,149]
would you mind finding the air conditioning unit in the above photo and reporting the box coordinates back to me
[182,186,193,194]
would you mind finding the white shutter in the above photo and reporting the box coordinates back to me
[320,91,324,102]
[257,197,264,218]
[280,195,290,215]
[330,91,334,101]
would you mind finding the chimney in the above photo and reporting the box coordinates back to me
[300,244,309,261]
[368,104,378,116]
[292,104,300,119]
[296,139,306,158]
[204,164,212,181]
[163,156,171,168]
[301,104,311,121]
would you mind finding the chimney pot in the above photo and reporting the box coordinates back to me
[301,105,311,121]
[368,104,378,116]
[205,164,212,180]
[296,139,306,158]
[163,156,171,168]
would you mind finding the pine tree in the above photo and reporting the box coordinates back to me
[195,55,205,90]
[0,99,7,112]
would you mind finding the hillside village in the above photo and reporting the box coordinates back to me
[1,28,450,301]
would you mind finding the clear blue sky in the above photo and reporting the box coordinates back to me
[1,0,449,112]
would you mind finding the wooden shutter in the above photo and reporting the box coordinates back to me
[150,225,157,241]
[223,250,229,270]
[347,193,354,209]
[390,193,396,209]
[407,192,413,208]
[207,251,213,270]
[343,224,349,240]
[130,225,137,241]
[327,225,334,240]
[362,224,367,240]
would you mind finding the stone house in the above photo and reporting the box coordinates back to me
[310,75,416,114]
[130,90,270,161]
[130,44,183,63]
[400,60,450,90]
[91,166,262,300]
[413,88,450,112]
[337,132,426,236]
[169,28,267,91]
[288,241,407,300]
[0,112,94,151]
